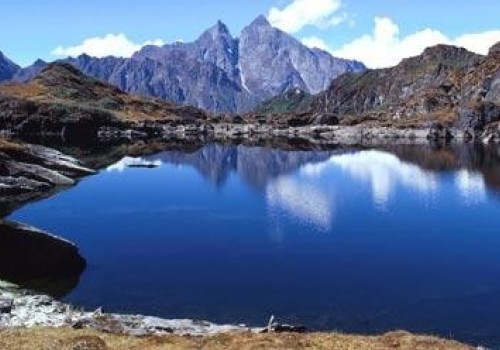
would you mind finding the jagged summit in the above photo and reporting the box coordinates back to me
[9,16,364,113]
[249,14,271,28]
[206,20,232,37]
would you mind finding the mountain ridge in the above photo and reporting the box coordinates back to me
[253,41,500,136]
[8,16,364,114]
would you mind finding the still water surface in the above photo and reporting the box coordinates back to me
[9,143,500,346]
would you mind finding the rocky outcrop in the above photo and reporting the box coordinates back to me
[12,16,364,113]
[0,139,95,215]
[481,122,500,143]
[0,221,86,298]
[0,51,19,82]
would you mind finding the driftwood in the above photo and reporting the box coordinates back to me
[262,315,307,334]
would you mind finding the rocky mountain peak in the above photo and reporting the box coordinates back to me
[7,17,364,113]
[205,20,232,38]
[249,15,271,28]
[419,44,481,67]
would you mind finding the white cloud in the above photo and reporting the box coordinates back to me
[302,17,500,68]
[268,0,344,33]
[51,34,165,58]
[301,37,331,52]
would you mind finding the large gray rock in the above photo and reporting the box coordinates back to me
[12,16,364,113]
[0,142,96,215]
[0,221,86,298]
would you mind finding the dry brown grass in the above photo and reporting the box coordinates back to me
[0,138,23,152]
[0,328,472,350]
[0,82,47,100]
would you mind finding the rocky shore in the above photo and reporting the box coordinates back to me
[0,139,95,215]
[0,281,254,337]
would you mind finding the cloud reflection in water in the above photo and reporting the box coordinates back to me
[267,150,489,233]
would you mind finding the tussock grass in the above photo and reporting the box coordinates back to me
[0,328,472,350]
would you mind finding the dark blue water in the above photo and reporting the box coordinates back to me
[8,143,500,346]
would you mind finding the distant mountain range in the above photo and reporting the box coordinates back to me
[0,15,364,114]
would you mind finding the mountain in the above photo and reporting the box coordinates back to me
[12,16,364,114]
[308,45,482,119]
[0,51,20,82]
[0,63,209,138]
[267,42,500,134]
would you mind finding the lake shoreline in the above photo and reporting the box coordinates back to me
[0,123,483,215]
[0,132,490,348]
[0,281,473,349]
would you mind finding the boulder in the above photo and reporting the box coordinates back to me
[0,298,13,314]
[311,113,339,126]
[0,220,86,298]
[427,123,453,141]
[481,122,500,144]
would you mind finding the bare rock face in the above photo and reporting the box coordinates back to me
[0,139,96,215]
[0,50,20,82]
[11,16,364,114]
[307,45,483,118]
[238,16,363,110]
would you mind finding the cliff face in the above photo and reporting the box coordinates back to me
[11,16,364,114]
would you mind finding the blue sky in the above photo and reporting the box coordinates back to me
[1,0,500,68]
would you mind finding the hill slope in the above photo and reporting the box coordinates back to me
[262,42,500,134]
[0,63,209,138]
